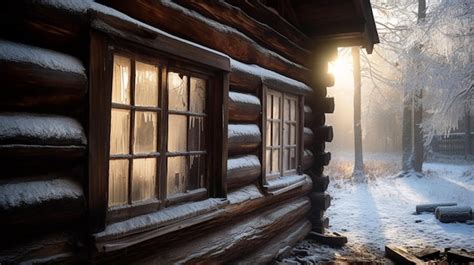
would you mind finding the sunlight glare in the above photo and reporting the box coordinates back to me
[328,53,352,84]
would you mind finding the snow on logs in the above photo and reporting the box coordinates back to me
[0,178,85,227]
[303,127,314,148]
[415,203,457,214]
[227,155,261,189]
[0,39,87,108]
[228,124,261,155]
[0,113,87,159]
[229,92,261,122]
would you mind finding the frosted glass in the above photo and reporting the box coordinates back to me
[190,77,206,113]
[266,121,272,146]
[284,123,290,146]
[134,111,157,154]
[290,148,296,169]
[284,98,290,121]
[291,124,296,145]
[167,156,188,196]
[271,149,280,173]
[132,158,156,202]
[135,61,158,107]
[189,155,204,190]
[272,122,280,146]
[112,55,131,104]
[188,116,205,151]
[110,109,130,155]
[272,95,280,119]
[108,159,129,207]
[266,94,272,119]
[283,148,289,171]
[168,72,188,111]
[265,149,271,174]
[168,114,187,152]
[290,100,297,121]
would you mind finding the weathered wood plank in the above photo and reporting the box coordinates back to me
[385,245,424,265]
[308,231,348,247]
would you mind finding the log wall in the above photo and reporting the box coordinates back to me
[0,0,339,263]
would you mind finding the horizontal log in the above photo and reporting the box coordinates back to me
[313,126,334,143]
[385,244,424,265]
[311,175,330,192]
[228,91,261,122]
[227,155,261,189]
[120,198,311,264]
[415,203,457,214]
[311,97,335,114]
[302,149,313,171]
[174,0,310,67]
[314,152,331,166]
[228,124,261,155]
[235,220,312,264]
[304,105,313,126]
[303,127,314,148]
[225,0,310,49]
[310,192,331,211]
[100,0,310,84]
[230,74,261,93]
[0,178,85,228]
[446,249,474,263]
[435,206,472,223]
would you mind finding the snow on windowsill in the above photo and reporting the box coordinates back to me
[265,174,310,193]
[228,184,263,204]
[0,178,83,210]
[229,91,261,106]
[0,39,85,75]
[228,124,260,138]
[94,198,229,240]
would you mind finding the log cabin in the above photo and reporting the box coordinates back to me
[0,0,378,263]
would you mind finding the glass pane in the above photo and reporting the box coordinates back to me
[190,77,206,113]
[189,155,204,190]
[266,94,272,119]
[168,115,187,152]
[168,72,188,111]
[290,148,297,170]
[110,109,130,155]
[112,55,131,104]
[291,100,297,121]
[108,159,129,207]
[266,121,272,146]
[271,149,280,173]
[188,116,205,151]
[272,95,280,119]
[167,156,188,196]
[283,148,289,171]
[135,61,158,107]
[291,124,297,145]
[284,98,290,121]
[134,111,157,154]
[284,123,290,146]
[265,149,271,174]
[132,158,156,202]
[272,122,280,146]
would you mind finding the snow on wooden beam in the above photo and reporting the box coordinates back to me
[227,155,261,189]
[236,220,312,264]
[228,124,261,155]
[174,0,311,67]
[0,178,84,227]
[130,197,310,264]
[229,91,261,122]
[98,0,310,83]
[264,175,311,196]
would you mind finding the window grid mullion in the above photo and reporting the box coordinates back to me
[128,60,136,205]
[160,65,169,203]
[155,64,162,203]
[279,95,284,176]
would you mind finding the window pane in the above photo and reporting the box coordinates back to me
[167,156,188,196]
[189,155,204,191]
[283,148,289,171]
[272,95,280,119]
[265,149,271,174]
[190,77,206,113]
[134,111,157,154]
[266,121,272,146]
[135,61,158,107]
[168,72,188,111]
[271,149,280,173]
[108,159,129,207]
[291,99,297,121]
[290,148,297,170]
[284,98,290,121]
[188,116,205,151]
[132,158,156,202]
[112,55,131,104]
[266,94,272,119]
[291,124,297,145]
[168,114,187,152]
[110,109,130,155]
[272,122,280,146]
[284,123,290,146]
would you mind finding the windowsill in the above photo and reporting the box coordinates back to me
[264,174,310,195]
[94,197,229,252]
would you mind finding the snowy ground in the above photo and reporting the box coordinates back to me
[278,152,474,264]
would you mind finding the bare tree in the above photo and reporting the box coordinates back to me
[352,47,364,181]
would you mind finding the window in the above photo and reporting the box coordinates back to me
[265,89,300,180]
[107,52,210,217]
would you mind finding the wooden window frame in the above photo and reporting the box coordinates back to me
[89,31,228,232]
[261,85,304,186]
